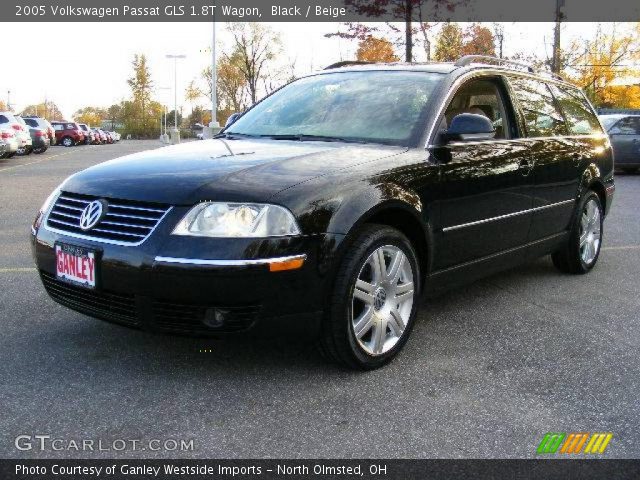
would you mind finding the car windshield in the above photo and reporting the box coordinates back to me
[227,71,443,146]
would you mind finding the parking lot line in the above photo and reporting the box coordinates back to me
[0,149,78,173]
[601,245,640,251]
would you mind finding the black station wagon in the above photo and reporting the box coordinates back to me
[32,56,615,369]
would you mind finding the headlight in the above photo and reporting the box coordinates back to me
[33,186,61,231]
[172,203,301,237]
[40,187,61,214]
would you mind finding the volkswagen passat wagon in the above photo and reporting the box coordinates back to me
[32,57,615,369]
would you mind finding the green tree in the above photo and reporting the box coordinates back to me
[20,102,64,120]
[433,22,464,62]
[73,106,107,127]
[127,54,154,135]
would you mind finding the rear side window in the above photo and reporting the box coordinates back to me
[609,117,640,135]
[509,76,567,137]
[65,123,75,130]
[548,84,603,135]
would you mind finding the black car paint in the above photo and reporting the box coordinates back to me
[32,64,615,337]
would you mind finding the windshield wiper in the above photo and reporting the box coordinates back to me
[260,134,361,143]
[214,131,257,140]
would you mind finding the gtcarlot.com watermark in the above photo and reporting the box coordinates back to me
[15,435,194,452]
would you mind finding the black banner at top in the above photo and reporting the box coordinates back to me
[5,0,640,22]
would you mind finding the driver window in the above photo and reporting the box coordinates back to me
[438,78,510,140]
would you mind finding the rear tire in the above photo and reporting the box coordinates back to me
[62,136,74,147]
[318,224,420,370]
[552,191,603,274]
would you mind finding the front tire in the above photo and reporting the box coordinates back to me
[552,191,603,274]
[319,224,420,370]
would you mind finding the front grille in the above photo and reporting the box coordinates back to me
[152,300,260,334]
[41,271,138,327]
[47,191,170,245]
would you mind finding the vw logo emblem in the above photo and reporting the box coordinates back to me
[373,287,387,311]
[79,200,105,231]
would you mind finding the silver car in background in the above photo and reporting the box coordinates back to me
[0,127,19,158]
[600,114,640,173]
[13,115,34,155]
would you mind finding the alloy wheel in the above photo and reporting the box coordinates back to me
[351,245,415,356]
[579,198,601,265]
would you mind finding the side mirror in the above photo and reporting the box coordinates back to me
[442,113,496,143]
[224,112,242,128]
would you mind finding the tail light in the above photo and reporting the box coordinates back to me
[35,130,45,137]
[1,131,14,139]
[11,124,21,131]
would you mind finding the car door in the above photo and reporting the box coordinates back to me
[429,75,535,270]
[608,116,640,165]
[506,76,583,241]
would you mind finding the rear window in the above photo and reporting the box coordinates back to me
[509,76,567,137]
[548,84,603,135]
[0,115,9,124]
[24,118,38,127]
[53,124,63,131]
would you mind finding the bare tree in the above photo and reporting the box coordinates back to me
[227,23,282,104]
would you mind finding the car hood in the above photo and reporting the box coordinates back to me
[64,138,406,204]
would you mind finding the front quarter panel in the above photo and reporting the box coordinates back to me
[273,150,439,237]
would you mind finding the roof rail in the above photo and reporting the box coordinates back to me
[454,55,535,73]
[324,60,376,70]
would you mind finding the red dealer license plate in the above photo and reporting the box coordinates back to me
[55,243,97,289]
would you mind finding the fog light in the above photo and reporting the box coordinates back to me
[203,308,226,328]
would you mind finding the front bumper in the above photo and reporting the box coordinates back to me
[32,218,345,338]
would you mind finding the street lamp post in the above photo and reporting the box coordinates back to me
[203,16,220,139]
[210,16,219,130]
[165,54,186,144]
[157,86,171,143]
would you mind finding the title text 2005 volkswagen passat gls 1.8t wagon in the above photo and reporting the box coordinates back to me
[32,56,615,369]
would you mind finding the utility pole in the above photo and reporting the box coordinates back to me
[165,54,186,143]
[551,0,565,74]
[7,90,11,111]
[404,0,412,62]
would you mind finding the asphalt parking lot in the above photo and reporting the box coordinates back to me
[0,140,638,459]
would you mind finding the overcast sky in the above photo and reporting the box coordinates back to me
[0,22,623,119]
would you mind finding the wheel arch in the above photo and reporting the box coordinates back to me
[332,196,433,291]
[580,162,607,213]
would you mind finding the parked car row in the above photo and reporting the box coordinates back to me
[0,112,120,159]
[51,121,120,147]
